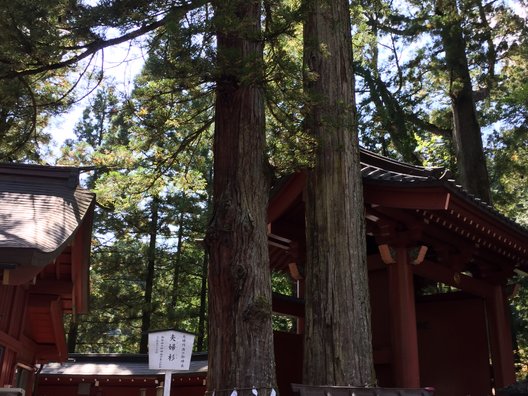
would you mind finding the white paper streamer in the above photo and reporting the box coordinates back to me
[252,388,258,396]
[270,389,276,396]
[231,390,238,396]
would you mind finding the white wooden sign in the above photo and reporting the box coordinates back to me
[148,329,195,371]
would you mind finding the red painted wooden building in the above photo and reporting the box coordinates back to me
[268,150,528,396]
[37,353,207,396]
[0,164,95,395]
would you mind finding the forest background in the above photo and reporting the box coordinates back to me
[1,0,528,381]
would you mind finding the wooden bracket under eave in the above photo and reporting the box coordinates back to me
[2,269,9,285]
[288,262,303,280]
[411,245,428,265]
[505,283,521,299]
[378,244,396,264]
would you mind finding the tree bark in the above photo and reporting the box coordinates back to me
[67,315,78,353]
[205,1,277,395]
[170,207,186,323]
[302,0,375,386]
[197,248,208,352]
[436,0,492,203]
[139,196,159,353]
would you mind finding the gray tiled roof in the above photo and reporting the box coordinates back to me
[359,148,528,239]
[359,149,448,184]
[0,163,95,269]
[41,354,208,376]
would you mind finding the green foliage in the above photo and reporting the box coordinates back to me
[414,133,456,170]
[59,46,214,351]
[0,0,97,160]
[264,0,315,174]
[0,68,73,161]
[0,0,208,161]
[487,28,528,227]
[488,126,528,227]
[271,270,296,296]
[271,271,297,332]
[53,2,220,353]
[510,276,528,380]
[350,0,527,172]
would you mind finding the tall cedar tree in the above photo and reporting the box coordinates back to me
[435,0,492,202]
[205,0,277,394]
[140,196,160,353]
[302,0,375,386]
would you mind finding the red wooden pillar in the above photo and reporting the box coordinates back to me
[1,285,23,387]
[487,285,516,388]
[387,246,420,388]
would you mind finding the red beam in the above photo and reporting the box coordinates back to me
[73,204,94,315]
[29,280,73,297]
[50,298,67,362]
[364,184,450,210]
[0,331,25,353]
[272,293,304,318]
[268,172,306,223]
[413,260,493,299]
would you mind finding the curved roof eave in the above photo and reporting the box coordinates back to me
[0,164,96,285]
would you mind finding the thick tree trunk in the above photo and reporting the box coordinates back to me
[67,315,78,353]
[302,0,375,386]
[436,0,492,203]
[196,249,208,352]
[170,208,185,322]
[358,65,421,164]
[205,1,277,395]
[139,197,159,353]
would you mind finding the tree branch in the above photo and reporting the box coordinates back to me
[0,0,208,80]
[0,18,167,80]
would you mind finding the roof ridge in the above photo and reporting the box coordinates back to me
[0,163,84,188]
[359,148,445,178]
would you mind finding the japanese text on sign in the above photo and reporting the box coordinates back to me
[148,330,195,371]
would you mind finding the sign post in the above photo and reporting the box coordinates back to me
[148,329,195,396]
